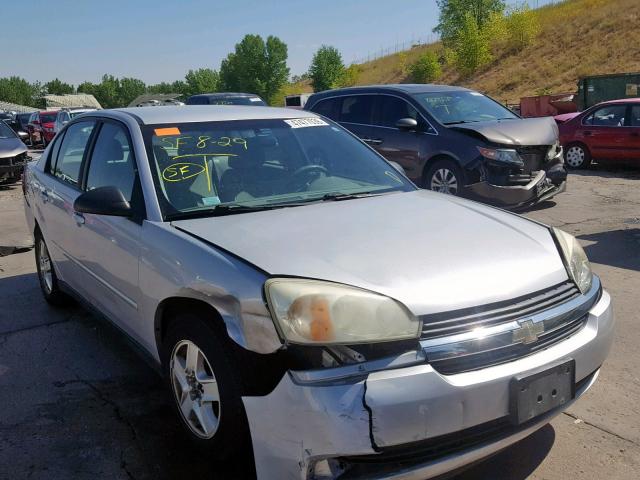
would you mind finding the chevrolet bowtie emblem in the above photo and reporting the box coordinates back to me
[513,319,544,345]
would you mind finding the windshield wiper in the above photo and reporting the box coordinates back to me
[167,202,309,220]
[443,120,477,125]
[320,191,389,202]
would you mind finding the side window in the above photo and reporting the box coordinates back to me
[311,98,339,120]
[46,131,65,174]
[376,95,420,127]
[54,121,95,186]
[630,106,640,127]
[339,95,374,124]
[584,105,627,126]
[86,123,136,202]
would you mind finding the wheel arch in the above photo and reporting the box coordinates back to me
[421,153,467,187]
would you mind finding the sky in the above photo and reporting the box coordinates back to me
[0,0,557,86]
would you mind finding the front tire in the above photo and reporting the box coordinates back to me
[35,231,72,306]
[424,159,463,195]
[565,143,591,169]
[161,314,250,460]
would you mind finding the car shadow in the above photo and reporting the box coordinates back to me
[578,229,640,272]
[452,424,555,479]
[569,164,640,180]
[519,200,557,213]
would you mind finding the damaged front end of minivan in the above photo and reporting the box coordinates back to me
[455,117,568,209]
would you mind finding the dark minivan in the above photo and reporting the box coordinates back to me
[186,92,267,106]
[305,85,567,209]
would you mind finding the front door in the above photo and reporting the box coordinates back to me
[69,121,144,340]
[580,104,629,160]
[369,94,433,182]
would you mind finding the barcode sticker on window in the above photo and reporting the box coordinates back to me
[284,118,329,128]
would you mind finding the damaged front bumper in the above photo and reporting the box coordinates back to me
[242,289,613,480]
[466,151,568,210]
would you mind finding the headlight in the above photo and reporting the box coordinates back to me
[552,228,592,294]
[265,278,421,345]
[477,147,524,167]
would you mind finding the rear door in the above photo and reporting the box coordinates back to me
[627,105,640,160]
[37,120,97,288]
[336,94,376,146]
[369,94,435,181]
[580,104,629,159]
[69,120,144,338]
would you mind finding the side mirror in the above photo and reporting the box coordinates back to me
[388,161,406,176]
[74,186,132,217]
[395,118,418,131]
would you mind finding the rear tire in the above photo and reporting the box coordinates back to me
[161,313,251,460]
[35,231,72,306]
[564,143,591,169]
[423,159,464,196]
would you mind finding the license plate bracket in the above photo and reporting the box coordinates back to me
[509,359,575,425]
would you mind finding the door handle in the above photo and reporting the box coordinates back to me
[583,131,592,136]
[73,212,85,226]
[40,189,49,203]
[362,138,383,145]
[630,132,639,137]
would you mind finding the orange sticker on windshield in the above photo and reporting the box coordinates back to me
[154,127,181,136]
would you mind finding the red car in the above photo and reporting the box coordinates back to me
[27,110,58,147]
[556,98,640,168]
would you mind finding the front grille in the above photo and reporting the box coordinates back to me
[421,281,581,340]
[0,157,11,166]
[419,280,600,375]
[340,370,598,475]
[430,314,588,375]
[517,146,548,174]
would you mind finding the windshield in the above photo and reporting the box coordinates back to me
[143,118,413,218]
[414,91,517,125]
[0,121,17,138]
[40,113,57,123]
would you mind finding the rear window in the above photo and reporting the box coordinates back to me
[40,113,57,123]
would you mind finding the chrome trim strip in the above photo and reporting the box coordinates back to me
[64,253,138,309]
[420,277,600,363]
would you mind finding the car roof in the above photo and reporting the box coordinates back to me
[309,84,472,98]
[106,105,318,125]
[597,97,640,105]
[189,92,262,98]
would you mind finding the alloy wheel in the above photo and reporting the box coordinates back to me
[170,340,221,439]
[38,239,53,294]
[566,146,586,168]
[430,168,459,194]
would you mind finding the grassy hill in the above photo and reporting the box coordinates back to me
[292,0,640,104]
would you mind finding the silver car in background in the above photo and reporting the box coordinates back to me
[23,106,614,480]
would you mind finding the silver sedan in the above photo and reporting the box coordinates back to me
[23,106,614,479]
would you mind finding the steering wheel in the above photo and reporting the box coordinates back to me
[292,165,328,191]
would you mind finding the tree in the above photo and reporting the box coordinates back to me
[219,34,289,104]
[340,64,361,87]
[118,77,147,106]
[308,46,345,92]
[451,12,493,77]
[184,68,219,97]
[504,3,540,51]
[0,76,40,106]
[434,0,505,45]
[408,52,442,83]
[44,78,74,95]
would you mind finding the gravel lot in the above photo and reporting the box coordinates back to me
[1,158,639,479]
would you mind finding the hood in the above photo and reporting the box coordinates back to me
[554,112,581,124]
[0,137,28,157]
[173,191,568,315]
[451,116,558,146]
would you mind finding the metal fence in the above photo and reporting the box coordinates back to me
[349,34,440,66]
